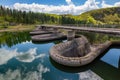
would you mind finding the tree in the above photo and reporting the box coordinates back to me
[87,16,96,24]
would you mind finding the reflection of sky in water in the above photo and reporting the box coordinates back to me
[1,40,119,80]
[0,63,50,80]
[1,31,120,80]
[0,41,80,80]
[0,48,46,64]
[101,48,120,68]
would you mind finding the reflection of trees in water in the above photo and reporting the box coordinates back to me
[118,56,120,68]
[0,31,31,47]
[77,32,120,44]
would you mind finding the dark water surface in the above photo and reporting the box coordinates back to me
[0,31,120,80]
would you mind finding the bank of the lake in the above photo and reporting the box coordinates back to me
[0,24,35,32]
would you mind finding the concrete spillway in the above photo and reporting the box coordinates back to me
[50,35,112,67]
[31,33,66,42]
[30,26,66,42]
[30,29,55,35]
[30,31,54,35]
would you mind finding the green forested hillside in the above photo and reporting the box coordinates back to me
[0,6,82,26]
[0,5,120,28]
[79,7,120,25]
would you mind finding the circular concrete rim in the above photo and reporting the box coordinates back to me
[50,39,112,67]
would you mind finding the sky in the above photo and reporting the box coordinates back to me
[0,0,120,15]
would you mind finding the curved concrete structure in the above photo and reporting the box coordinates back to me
[31,33,66,42]
[30,31,54,35]
[50,36,112,67]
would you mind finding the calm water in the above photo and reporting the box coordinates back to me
[0,31,120,80]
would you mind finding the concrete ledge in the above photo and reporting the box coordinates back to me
[30,29,55,35]
[49,36,112,67]
[31,33,66,42]
[30,26,67,42]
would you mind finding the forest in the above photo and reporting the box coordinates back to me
[0,5,120,28]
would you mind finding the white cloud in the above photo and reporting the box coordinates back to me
[0,48,17,65]
[101,0,120,8]
[13,0,100,15]
[65,0,73,5]
[16,48,46,62]
[12,0,120,15]
[101,1,113,8]
[78,70,103,80]
[0,63,50,80]
[114,2,120,7]
[21,41,32,44]
[0,48,46,65]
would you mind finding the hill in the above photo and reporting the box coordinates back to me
[0,5,120,28]
[79,7,120,25]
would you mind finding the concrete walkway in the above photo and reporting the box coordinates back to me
[39,25,120,35]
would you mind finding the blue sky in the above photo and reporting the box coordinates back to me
[0,0,120,5]
[0,0,120,15]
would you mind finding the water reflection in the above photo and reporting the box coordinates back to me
[50,45,120,80]
[0,63,50,80]
[101,48,120,68]
[50,58,103,80]
[77,32,120,44]
[78,70,103,80]
[0,48,46,65]
[118,56,120,68]
[0,31,31,47]
[0,31,120,80]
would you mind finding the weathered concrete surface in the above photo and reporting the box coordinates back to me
[30,26,67,42]
[50,36,112,67]
[67,30,75,41]
[30,25,57,35]
[42,25,120,35]
[57,35,91,57]
[30,30,54,35]
[31,33,66,42]
[33,25,54,31]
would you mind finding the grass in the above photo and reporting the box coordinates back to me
[0,24,36,32]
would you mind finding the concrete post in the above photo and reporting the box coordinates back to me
[41,26,46,30]
[53,28,59,35]
[67,30,75,41]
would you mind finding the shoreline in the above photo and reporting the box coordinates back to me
[0,24,35,32]
[0,28,33,32]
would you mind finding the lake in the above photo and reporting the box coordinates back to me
[0,31,120,80]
